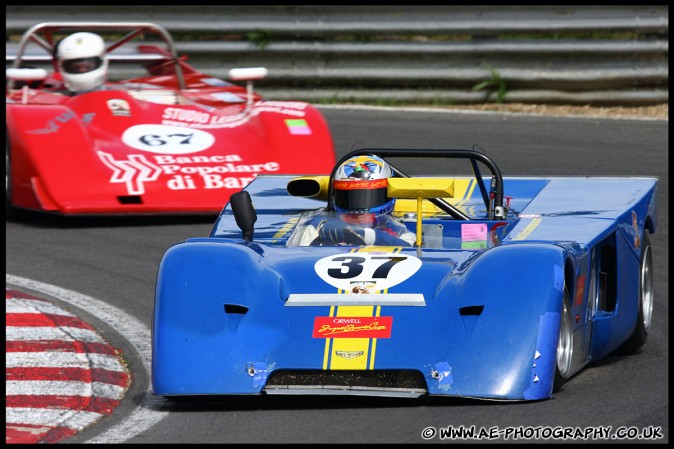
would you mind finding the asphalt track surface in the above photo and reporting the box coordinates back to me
[5,106,669,444]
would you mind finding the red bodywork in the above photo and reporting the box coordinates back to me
[6,24,335,215]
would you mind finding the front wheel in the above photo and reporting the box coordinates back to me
[6,130,16,220]
[553,284,573,392]
[617,232,653,354]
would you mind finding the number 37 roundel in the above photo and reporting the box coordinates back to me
[314,253,422,292]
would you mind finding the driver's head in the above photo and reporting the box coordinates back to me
[333,154,395,215]
[56,32,108,93]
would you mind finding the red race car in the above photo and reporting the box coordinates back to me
[6,22,336,216]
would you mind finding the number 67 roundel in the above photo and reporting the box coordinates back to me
[314,253,422,292]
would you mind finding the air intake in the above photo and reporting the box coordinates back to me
[117,195,143,204]
[264,369,427,398]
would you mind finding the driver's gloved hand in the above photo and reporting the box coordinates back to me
[318,220,366,245]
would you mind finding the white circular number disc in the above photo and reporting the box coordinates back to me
[122,124,215,154]
[314,252,422,292]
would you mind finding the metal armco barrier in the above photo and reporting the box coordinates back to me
[6,5,669,106]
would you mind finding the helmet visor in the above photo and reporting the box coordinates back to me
[334,179,389,212]
[62,56,103,74]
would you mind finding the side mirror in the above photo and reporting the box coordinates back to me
[229,191,257,241]
[227,67,268,107]
[6,68,48,82]
[6,68,49,103]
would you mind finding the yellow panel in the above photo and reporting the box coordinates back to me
[357,246,400,253]
[394,199,450,214]
[324,247,401,370]
[329,306,374,370]
[387,177,454,199]
[393,179,473,214]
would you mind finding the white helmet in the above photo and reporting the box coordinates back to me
[57,32,108,93]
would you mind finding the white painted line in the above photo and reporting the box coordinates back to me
[6,380,126,399]
[6,274,168,444]
[6,326,106,343]
[6,407,103,430]
[6,351,125,371]
[315,103,666,121]
[7,297,77,315]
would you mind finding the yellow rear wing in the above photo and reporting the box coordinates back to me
[387,178,454,246]
[387,178,454,214]
[287,176,454,204]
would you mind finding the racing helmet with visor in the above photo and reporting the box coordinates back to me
[57,32,108,93]
[333,155,395,215]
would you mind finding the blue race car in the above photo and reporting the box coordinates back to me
[152,148,657,401]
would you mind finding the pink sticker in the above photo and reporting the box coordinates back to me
[285,119,312,135]
[461,223,487,241]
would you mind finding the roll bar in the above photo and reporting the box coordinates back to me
[8,22,185,90]
[325,148,506,220]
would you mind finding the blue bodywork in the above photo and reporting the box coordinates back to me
[152,169,657,401]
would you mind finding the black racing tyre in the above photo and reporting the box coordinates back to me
[553,283,573,392]
[5,130,25,221]
[6,130,16,219]
[617,232,653,354]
